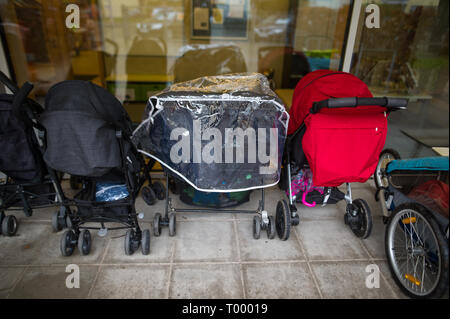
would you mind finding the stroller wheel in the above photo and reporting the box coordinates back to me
[142,186,157,206]
[60,230,76,257]
[168,177,181,195]
[291,214,300,226]
[346,199,372,239]
[168,213,176,237]
[1,215,18,237]
[141,229,151,255]
[124,229,136,255]
[276,200,291,241]
[65,215,73,229]
[374,149,400,189]
[153,213,162,237]
[253,215,261,239]
[52,211,64,232]
[267,216,276,239]
[78,230,92,256]
[375,189,380,202]
[385,203,449,299]
[152,181,166,200]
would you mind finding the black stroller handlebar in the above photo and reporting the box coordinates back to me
[12,81,34,121]
[0,71,19,94]
[310,97,408,114]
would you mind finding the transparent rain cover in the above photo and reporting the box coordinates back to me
[132,73,289,192]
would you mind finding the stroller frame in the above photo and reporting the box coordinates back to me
[10,79,152,256]
[65,130,151,240]
[151,168,276,240]
[0,72,70,236]
[59,118,154,257]
[278,96,407,241]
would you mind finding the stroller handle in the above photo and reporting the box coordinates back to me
[0,71,19,94]
[311,97,408,114]
[12,81,34,122]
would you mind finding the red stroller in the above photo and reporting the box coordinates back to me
[277,70,407,240]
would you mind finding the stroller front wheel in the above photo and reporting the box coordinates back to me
[345,199,372,239]
[78,230,92,256]
[60,229,76,256]
[124,229,137,255]
[52,211,67,232]
[276,200,291,241]
[1,215,18,237]
[168,213,176,237]
[153,213,162,237]
[267,216,276,239]
[152,181,166,200]
[142,186,157,206]
[141,229,151,255]
[253,215,261,240]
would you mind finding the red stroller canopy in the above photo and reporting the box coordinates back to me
[288,70,388,186]
[288,70,376,135]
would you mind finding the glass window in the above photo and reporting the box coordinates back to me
[351,0,449,158]
[1,0,351,120]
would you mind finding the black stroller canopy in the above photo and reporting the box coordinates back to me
[41,81,133,177]
[44,80,132,134]
[0,94,42,181]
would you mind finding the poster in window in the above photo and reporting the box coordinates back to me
[191,0,249,40]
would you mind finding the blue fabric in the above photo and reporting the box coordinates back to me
[387,156,449,173]
[307,57,330,71]
[95,183,129,202]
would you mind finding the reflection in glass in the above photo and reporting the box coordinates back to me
[351,0,449,158]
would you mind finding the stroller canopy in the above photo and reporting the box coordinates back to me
[133,73,289,192]
[288,70,375,135]
[289,70,388,186]
[0,94,42,181]
[41,81,133,177]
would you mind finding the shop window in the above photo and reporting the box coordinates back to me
[351,0,449,158]
[1,0,351,118]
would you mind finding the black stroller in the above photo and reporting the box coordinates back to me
[0,72,68,236]
[28,80,153,256]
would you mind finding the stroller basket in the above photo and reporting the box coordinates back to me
[73,182,131,220]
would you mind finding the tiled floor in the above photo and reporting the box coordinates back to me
[0,179,417,299]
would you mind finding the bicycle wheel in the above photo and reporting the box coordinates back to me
[385,203,449,298]
[374,149,400,189]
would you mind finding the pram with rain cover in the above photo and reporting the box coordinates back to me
[132,73,289,239]
[278,70,407,240]
[375,154,449,298]
[0,72,68,237]
[39,80,153,256]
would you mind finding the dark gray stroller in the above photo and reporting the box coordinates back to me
[0,72,68,236]
[37,80,153,256]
